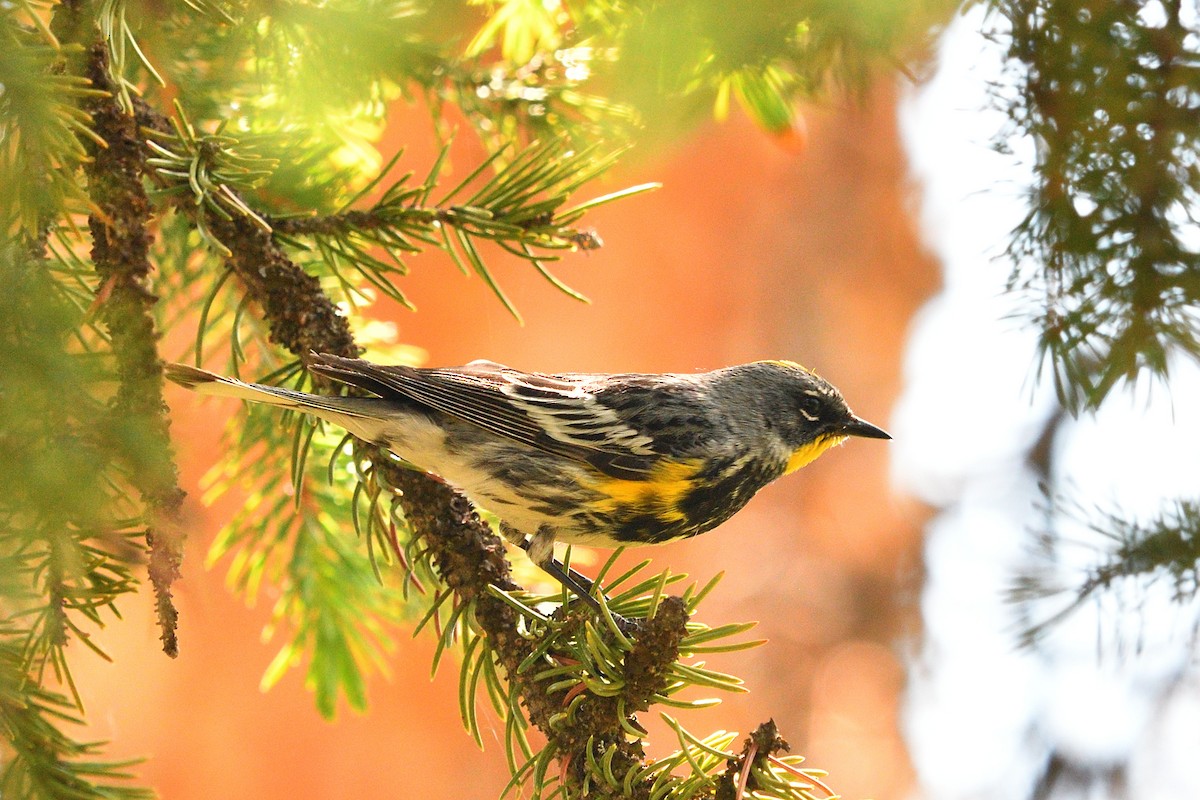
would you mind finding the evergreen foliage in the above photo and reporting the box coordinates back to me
[10,0,1195,795]
[0,2,940,798]
[987,0,1200,649]
[997,0,1200,411]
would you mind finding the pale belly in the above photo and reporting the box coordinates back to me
[371,414,602,539]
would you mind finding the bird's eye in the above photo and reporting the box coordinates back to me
[797,395,822,420]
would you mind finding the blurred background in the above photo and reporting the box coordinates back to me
[50,4,1200,800]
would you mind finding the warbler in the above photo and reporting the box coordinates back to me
[166,354,889,610]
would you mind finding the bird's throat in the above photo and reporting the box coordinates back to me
[784,435,847,474]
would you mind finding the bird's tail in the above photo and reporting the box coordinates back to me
[164,363,389,425]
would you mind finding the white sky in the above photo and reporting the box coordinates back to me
[896,6,1200,799]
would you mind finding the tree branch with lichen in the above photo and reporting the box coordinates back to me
[79,38,187,659]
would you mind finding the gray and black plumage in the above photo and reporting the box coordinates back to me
[166,354,889,589]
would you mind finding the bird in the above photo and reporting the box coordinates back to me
[166,354,890,619]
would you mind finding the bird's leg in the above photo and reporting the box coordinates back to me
[500,523,593,592]
[505,524,638,632]
[521,528,602,612]
[527,547,604,614]
[523,527,597,594]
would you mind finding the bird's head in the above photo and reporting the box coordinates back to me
[725,360,891,473]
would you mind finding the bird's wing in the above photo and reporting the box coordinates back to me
[309,354,679,478]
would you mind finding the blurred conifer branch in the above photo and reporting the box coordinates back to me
[0,235,153,798]
[991,0,1200,412]
[0,639,151,800]
[1013,493,1200,649]
[465,0,933,138]
[0,21,105,232]
[0,0,939,798]
[980,1,1200,646]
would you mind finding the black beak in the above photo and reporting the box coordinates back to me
[842,415,891,440]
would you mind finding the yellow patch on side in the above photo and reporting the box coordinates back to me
[588,459,702,523]
[784,434,847,474]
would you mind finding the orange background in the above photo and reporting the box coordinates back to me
[74,86,937,799]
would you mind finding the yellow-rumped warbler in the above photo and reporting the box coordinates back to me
[167,354,889,613]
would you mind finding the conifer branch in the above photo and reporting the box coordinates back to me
[0,639,152,800]
[0,25,157,790]
[133,100,361,362]
[995,0,1200,410]
[990,0,1200,649]
[79,38,186,657]
[0,12,104,233]
[377,464,696,797]
[1013,494,1200,647]
[268,141,654,319]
